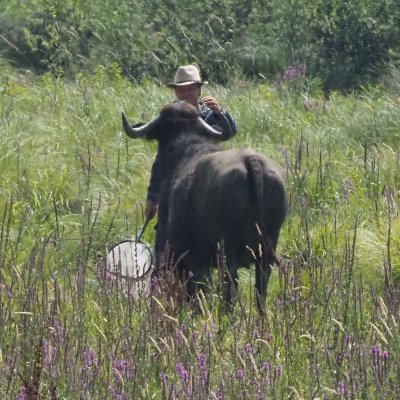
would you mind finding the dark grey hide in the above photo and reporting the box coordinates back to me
[122,101,287,313]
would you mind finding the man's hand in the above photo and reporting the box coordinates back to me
[145,199,158,220]
[201,96,222,115]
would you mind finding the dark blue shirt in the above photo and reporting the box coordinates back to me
[147,106,237,202]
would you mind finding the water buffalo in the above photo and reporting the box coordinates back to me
[122,101,287,313]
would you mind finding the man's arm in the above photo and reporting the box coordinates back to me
[201,95,237,140]
[145,154,161,220]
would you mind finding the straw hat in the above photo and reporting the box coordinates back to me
[167,65,207,87]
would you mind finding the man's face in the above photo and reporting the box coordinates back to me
[174,83,201,106]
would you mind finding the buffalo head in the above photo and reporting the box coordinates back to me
[122,101,222,141]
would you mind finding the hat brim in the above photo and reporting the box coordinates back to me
[166,80,207,87]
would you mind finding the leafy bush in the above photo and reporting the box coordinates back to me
[308,0,400,92]
[1,0,399,91]
[0,0,92,75]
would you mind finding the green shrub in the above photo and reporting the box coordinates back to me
[1,0,399,91]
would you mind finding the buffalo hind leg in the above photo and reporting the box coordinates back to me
[224,254,239,311]
[255,254,273,315]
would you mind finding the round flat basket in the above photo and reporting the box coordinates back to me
[105,239,154,299]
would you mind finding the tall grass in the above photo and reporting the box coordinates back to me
[1,64,400,398]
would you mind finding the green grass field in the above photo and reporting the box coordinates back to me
[1,63,400,399]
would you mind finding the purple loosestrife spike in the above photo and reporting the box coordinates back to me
[276,297,284,306]
[113,359,133,379]
[336,352,344,367]
[262,361,270,371]
[110,389,124,400]
[337,381,346,396]
[16,387,29,400]
[82,348,97,367]
[43,341,51,371]
[262,361,270,386]
[175,329,185,345]
[175,362,189,384]
[371,346,380,366]
[245,343,253,353]
[116,394,123,400]
[237,368,245,379]
[275,365,283,380]
[160,372,168,387]
[53,317,64,340]
[212,315,218,332]
[198,353,207,370]
[198,353,207,385]
[214,388,223,400]
[151,274,158,290]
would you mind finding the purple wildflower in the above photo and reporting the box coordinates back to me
[245,343,253,353]
[160,372,168,386]
[192,330,199,344]
[282,62,306,81]
[384,186,394,199]
[175,329,185,345]
[336,352,344,367]
[236,368,245,379]
[80,348,101,392]
[16,386,29,400]
[151,274,158,290]
[214,388,224,400]
[262,361,270,386]
[176,362,189,384]
[198,353,207,385]
[337,381,346,396]
[205,315,218,335]
[112,358,133,382]
[275,365,282,380]
[43,341,52,371]
[198,353,207,370]
[383,351,389,361]
[82,348,97,368]
[212,315,218,332]
[371,346,380,366]
[110,388,124,400]
[343,180,354,200]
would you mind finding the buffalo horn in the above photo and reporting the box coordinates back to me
[198,117,223,137]
[122,111,159,138]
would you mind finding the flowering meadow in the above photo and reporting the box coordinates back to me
[1,62,400,399]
